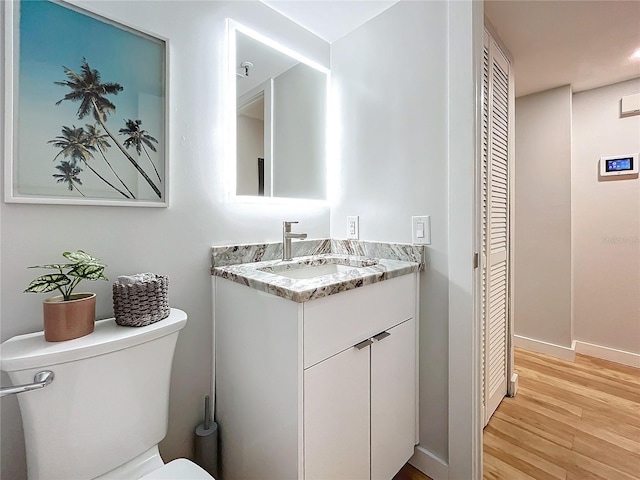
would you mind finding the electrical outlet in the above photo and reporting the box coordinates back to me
[347,216,359,239]
[412,216,431,245]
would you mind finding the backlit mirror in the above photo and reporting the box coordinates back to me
[231,22,328,200]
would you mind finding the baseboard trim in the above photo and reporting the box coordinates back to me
[573,340,640,368]
[514,335,576,361]
[514,334,640,368]
[409,445,448,480]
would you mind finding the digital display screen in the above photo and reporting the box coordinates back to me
[606,157,633,172]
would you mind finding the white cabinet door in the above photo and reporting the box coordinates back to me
[304,343,371,480]
[370,318,416,480]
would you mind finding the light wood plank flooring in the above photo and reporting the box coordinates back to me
[394,463,433,480]
[393,347,640,480]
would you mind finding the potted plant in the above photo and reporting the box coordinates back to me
[24,250,108,342]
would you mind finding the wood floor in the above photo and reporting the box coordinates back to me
[394,463,432,480]
[393,347,640,480]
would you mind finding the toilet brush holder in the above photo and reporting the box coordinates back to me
[194,395,218,478]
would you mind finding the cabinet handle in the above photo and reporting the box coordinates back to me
[354,339,373,350]
[372,331,391,342]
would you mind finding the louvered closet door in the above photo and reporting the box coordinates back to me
[482,36,511,426]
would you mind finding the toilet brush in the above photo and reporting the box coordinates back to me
[194,395,218,478]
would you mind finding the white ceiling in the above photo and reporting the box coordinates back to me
[485,0,640,97]
[261,0,398,43]
[260,0,640,98]
[236,30,299,97]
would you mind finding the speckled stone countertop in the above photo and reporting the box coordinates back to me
[211,239,424,303]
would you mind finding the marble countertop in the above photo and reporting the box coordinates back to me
[212,253,420,303]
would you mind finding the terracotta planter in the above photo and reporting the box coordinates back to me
[43,293,96,342]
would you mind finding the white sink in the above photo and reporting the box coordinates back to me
[258,256,377,280]
[271,263,361,280]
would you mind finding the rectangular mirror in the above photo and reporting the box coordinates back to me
[230,21,329,201]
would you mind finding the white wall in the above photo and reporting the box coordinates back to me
[331,2,482,478]
[514,86,573,347]
[572,78,640,355]
[0,2,330,478]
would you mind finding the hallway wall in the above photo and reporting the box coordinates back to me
[514,85,573,348]
[513,79,640,364]
[572,78,640,355]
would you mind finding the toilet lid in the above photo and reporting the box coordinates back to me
[140,459,214,480]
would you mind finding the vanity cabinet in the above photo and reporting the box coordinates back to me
[214,272,418,480]
[305,317,416,480]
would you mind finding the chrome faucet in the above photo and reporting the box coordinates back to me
[282,221,307,261]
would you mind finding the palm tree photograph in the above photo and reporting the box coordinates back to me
[9,0,166,205]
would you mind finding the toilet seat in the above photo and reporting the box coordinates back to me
[140,459,214,479]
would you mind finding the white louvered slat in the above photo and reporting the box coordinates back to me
[481,36,490,413]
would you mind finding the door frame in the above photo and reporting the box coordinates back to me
[447,3,516,478]
[447,1,484,479]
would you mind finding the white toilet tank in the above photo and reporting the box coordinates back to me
[0,308,188,480]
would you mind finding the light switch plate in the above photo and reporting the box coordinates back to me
[347,216,359,239]
[412,215,431,245]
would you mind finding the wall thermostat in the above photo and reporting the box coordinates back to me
[599,153,638,177]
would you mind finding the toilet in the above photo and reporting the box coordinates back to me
[0,308,214,480]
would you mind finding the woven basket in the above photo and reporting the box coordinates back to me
[113,275,170,327]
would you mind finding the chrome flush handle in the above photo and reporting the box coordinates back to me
[0,370,55,397]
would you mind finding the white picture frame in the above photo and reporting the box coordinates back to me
[4,0,169,207]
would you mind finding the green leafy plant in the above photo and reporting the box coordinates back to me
[24,250,108,301]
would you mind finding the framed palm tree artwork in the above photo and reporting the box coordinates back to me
[4,0,168,206]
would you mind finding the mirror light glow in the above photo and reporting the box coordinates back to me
[226,19,331,205]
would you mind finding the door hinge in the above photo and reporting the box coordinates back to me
[473,252,479,269]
